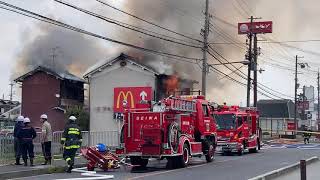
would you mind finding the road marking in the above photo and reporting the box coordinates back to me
[127,157,245,180]
[55,167,114,180]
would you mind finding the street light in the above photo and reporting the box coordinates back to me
[294,56,308,136]
[208,60,250,67]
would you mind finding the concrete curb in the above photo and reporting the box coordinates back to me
[248,156,319,180]
[0,163,87,180]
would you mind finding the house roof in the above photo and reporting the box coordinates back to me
[0,99,20,106]
[83,53,159,79]
[14,66,85,83]
[257,99,295,118]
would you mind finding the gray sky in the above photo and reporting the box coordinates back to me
[1,0,319,105]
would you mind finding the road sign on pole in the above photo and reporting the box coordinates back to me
[238,21,273,34]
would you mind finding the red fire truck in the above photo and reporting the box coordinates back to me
[214,105,261,155]
[116,95,217,169]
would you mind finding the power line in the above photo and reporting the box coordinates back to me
[96,0,203,44]
[219,65,245,80]
[209,65,279,100]
[0,1,201,64]
[54,0,202,49]
[207,45,293,100]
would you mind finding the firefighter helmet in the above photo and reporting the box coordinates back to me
[16,115,24,122]
[40,114,48,119]
[23,117,31,123]
[69,116,77,121]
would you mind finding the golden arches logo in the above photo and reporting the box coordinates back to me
[116,91,135,109]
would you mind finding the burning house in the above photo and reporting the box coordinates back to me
[83,53,198,132]
[14,66,85,131]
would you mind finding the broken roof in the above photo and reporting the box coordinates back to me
[83,53,159,79]
[14,66,85,83]
[83,53,199,84]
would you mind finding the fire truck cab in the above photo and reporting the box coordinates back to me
[214,105,261,155]
[117,95,217,169]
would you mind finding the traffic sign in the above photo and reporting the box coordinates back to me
[238,21,273,34]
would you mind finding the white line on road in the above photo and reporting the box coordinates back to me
[55,167,114,180]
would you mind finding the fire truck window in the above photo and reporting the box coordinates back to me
[202,105,209,117]
[247,116,252,128]
[214,114,236,130]
[237,116,243,127]
[243,116,248,122]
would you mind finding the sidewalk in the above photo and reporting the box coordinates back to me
[0,157,86,180]
[273,161,320,180]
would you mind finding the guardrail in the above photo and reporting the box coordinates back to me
[0,130,120,166]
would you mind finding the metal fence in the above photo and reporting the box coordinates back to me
[0,130,120,166]
[259,118,296,138]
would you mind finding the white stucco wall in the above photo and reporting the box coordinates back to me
[89,61,156,132]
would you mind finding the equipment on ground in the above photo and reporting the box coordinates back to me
[81,146,121,171]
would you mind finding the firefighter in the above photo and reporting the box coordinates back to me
[61,116,82,173]
[40,114,52,165]
[13,115,24,165]
[303,128,312,144]
[17,117,37,166]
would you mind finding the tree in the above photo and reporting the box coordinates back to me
[65,106,89,131]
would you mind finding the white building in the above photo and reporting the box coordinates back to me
[84,53,197,132]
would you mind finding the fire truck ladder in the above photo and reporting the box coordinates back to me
[169,97,197,112]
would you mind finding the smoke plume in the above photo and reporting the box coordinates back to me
[12,0,264,104]
[13,23,105,78]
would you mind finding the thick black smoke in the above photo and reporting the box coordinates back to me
[13,23,105,78]
[12,0,262,104]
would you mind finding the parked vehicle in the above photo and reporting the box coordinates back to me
[116,95,217,169]
[214,105,261,155]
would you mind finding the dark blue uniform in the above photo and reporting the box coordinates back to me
[61,121,82,172]
[13,121,24,163]
[17,125,37,165]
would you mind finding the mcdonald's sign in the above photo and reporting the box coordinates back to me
[114,87,152,112]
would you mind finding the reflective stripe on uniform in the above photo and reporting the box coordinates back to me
[61,138,66,141]
[69,128,79,131]
[65,145,80,149]
[68,130,80,135]
[66,157,71,162]
[79,139,83,142]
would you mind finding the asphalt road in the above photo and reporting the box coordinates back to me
[11,148,320,180]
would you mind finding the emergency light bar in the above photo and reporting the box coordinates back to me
[180,95,205,100]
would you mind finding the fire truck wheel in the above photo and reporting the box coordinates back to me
[205,142,215,163]
[130,157,149,168]
[177,143,190,168]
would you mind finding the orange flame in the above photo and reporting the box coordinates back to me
[165,75,179,94]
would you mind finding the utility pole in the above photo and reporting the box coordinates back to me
[317,69,320,130]
[294,55,298,133]
[201,0,209,97]
[253,33,258,107]
[294,55,304,133]
[246,16,254,107]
